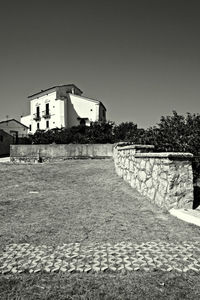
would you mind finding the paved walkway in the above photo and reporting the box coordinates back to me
[1,240,200,274]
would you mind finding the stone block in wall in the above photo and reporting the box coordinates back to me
[141,182,148,195]
[140,159,146,170]
[125,158,130,169]
[146,161,152,175]
[162,164,170,172]
[130,176,136,189]
[129,160,134,172]
[149,158,155,166]
[154,191,165,207]
[138,170,147,182]
[135,178,141,191]
[148,187,156,201]
[146,178,153,189]
[152,165,159,180]
[160,172,167,180]
[158,176,168,188]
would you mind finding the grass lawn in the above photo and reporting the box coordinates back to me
[1,159,200,299]
[1,271,200,300]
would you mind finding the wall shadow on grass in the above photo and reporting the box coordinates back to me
[193,186,200,209]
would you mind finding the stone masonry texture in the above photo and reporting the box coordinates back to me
[113,144,194,210]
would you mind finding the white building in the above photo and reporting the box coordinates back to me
[21,84,106,134]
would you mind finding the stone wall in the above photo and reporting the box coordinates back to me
[10,144,114,163]
[113,144,194,210]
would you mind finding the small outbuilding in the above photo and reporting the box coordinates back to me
[0,119,28,143]
[0,130,14,156]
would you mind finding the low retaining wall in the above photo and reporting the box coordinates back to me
[10,144,114,162]
[113,144,194,210]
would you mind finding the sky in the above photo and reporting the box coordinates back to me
[0,0,200,128]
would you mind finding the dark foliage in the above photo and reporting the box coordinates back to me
[141,111,200,183]
[142,111,200,155]
[28,122,115,145]
[113,122,137,142]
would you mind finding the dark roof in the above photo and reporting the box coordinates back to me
[0,119,29,129]
[28,84,83,99]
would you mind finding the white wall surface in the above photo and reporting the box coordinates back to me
[22,91,66,134]
[21,115,31,132]
[68,94,99,127]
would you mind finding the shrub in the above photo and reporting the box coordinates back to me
[140,111,200,183]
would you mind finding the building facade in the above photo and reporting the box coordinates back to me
[0,130,14,156]
[0,119,28,143]
[21,84,106,134]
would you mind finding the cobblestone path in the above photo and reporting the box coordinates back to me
[1,240,200,274]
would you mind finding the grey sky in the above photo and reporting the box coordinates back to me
[0,0,200,128]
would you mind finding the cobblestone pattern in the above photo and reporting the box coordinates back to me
[1,241,200,274]
[113,145,193,210]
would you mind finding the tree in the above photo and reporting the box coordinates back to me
[113,122,138,142]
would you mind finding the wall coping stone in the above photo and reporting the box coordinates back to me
[135,152,193,159]
[116,145,155,151]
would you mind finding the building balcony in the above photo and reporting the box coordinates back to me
[33,114,41,121]
[42,112,51,119]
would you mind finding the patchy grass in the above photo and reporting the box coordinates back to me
[0,159,200,249]
[1,271,200,299]
[1,159,200,299]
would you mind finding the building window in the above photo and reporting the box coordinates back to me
[46,120,49,128]
[36,106,40,118]
[46,103,49,115]
[0,135,3,142]
[37,123,40,129]
[29,124,32,131]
